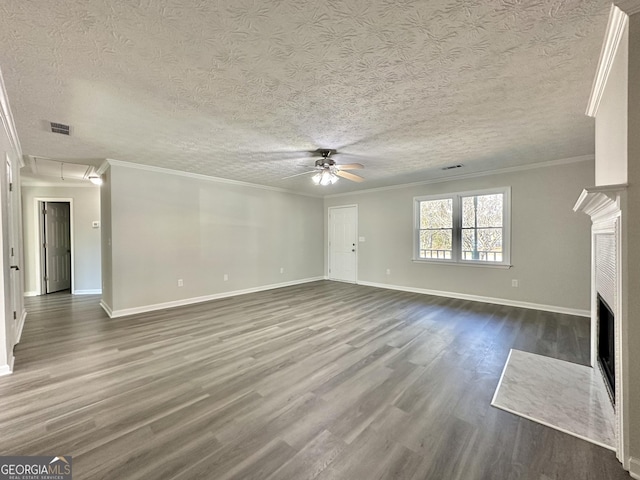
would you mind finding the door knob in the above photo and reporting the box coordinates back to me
[10,265,19,271]
[352,249,356,252]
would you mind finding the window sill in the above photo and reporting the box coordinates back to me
[412,259,513,269]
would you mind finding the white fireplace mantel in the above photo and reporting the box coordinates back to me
[573,184,627,221]
[574,183,629,469]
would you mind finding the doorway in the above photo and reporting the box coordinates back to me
[328,205,358,283]
[36,200,73,294]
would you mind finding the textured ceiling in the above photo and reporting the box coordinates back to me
[0,0,609,195]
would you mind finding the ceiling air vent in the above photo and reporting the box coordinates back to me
[50,122,70,135]
[441,164,463,170]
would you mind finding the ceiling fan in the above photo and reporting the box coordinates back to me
[284,149,365,185]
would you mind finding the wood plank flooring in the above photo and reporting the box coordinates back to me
[0,281,630,479]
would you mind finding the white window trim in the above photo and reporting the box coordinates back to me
[413,186,511,267]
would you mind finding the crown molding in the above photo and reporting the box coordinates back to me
[616,1,640,16]
[94,154,593,200]
[100,159,322,198]
[96,159,110,175]
[0,67,23,162]
[325,154,594,199]
[586,5,628,117]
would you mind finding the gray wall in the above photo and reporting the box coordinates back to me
[625,11,640,471]
[103,164,324,313]
[100,169,113,310]
[21,185,102,295]
[324,160,594,312]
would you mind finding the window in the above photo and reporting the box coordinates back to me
[414,187,510,266]
[417,198,453,260]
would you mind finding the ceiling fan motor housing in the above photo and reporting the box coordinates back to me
[315,158,335,168]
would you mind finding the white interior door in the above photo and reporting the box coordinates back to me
[5,156,20,333]
[44,202,71,293]
[329,205,357,283]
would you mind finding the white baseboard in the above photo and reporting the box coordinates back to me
[356,280,590,317]
[15,310,26,344]
[629,457,640,479]
[0,356,14,376]
[23,291,37,297]
[105,277,325,318]
[100,300,113,318]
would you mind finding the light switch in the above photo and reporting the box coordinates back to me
[359,236,365,242]
[92,221,100,228]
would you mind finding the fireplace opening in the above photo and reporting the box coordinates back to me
[597,294,615,405]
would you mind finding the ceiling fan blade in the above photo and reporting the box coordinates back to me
[336,170,365,182]
[335,163,364,170]
[282,170,316,180]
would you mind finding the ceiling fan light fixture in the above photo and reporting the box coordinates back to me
[320,170,332,186]
[297,148,363,185]
[315,169,339,186]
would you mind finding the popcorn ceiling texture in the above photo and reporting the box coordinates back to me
[0,0,609,194]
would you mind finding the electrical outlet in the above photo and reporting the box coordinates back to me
[512,279,519,287]
[280,267,284,274]
[223,274,229,281]
[177,279,183,287]
[386,269,391,275]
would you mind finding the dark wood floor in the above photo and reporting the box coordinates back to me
[0,281,629,479]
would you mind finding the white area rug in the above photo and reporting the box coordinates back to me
[491,349,615,450]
